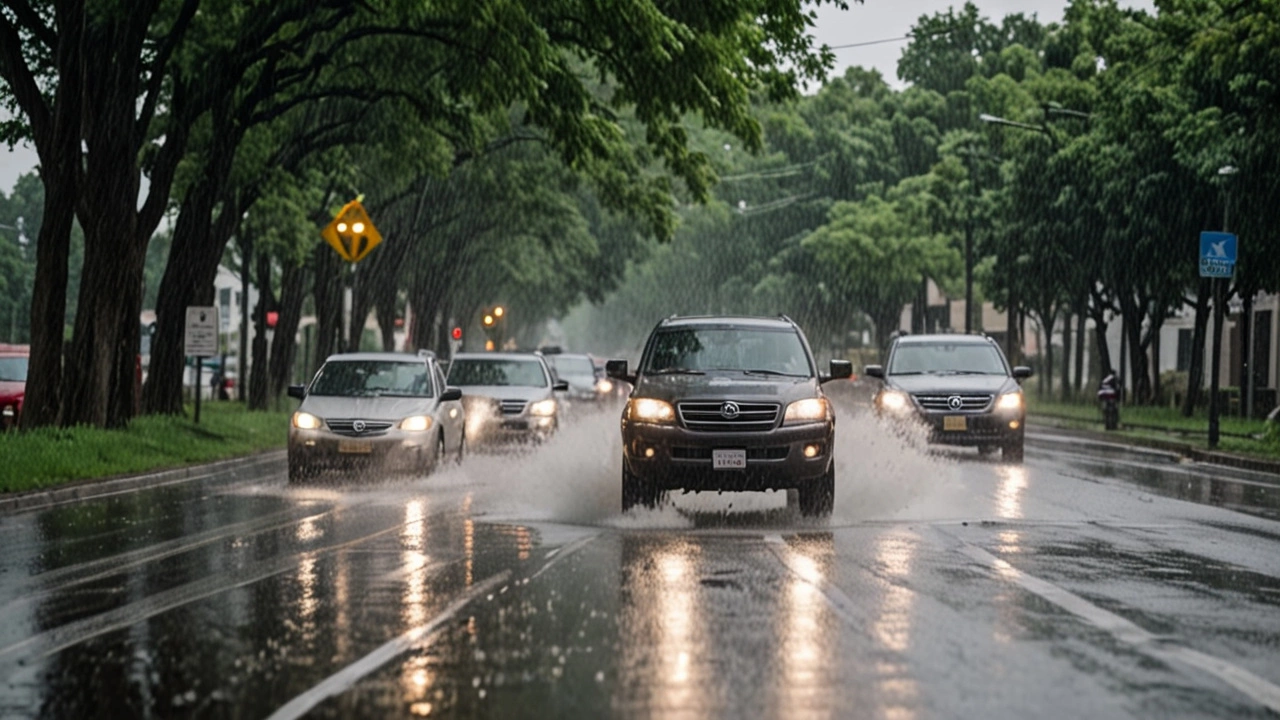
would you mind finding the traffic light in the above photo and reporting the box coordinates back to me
[451,326,463,341]
[480,305,505,351]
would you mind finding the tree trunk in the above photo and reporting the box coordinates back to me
[312,244,345,366]
[1182,280,1210,417]
[269,262,309,399]
[1060,311,1072,402]
[1123,306,1151,404]
[142,189,241,415]
[20,177,76,430]
[1239,288,1253,417]
[1073,297,1086,395]
[249,253,272,410]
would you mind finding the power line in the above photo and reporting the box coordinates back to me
[826,25,961,51]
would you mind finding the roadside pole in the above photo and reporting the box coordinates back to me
[185,306,219,425]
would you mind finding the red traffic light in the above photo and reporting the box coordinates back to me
[451,326,463,341]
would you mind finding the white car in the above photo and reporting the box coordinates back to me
[448,352,569,447]
[286,351,465,482]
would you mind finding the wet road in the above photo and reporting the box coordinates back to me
[2,408,1279,719]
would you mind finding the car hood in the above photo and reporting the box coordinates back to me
[633,372,821,404]
[299,395,437,420]
[455,385,552,402]
[886,374,1018,395]
[0,380,23,403]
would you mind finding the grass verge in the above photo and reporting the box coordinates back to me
[0,403,290,494]
[1026,396,1280,459]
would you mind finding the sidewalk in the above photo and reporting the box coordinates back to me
[1027,418,1280,476]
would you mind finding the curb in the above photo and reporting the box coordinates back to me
[0,450,286,515]
[1026,421,1280,476]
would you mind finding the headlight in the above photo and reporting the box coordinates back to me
[292,411,322,430]
[879,390,910,412]
[995,392,1023,411]
[528,399,558,417]
[400,415,433,431]
[596,379,614,394]
[783,397,829,424]
[628,398,675,424]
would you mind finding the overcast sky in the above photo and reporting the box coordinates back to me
[0,0,1156,197]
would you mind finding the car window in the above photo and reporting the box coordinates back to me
[889,343,1007,375]
[0,357,28,382]
[449,359,549,387]
[309,360,433,397]
[644,327,810,376]
[547,356,596,383]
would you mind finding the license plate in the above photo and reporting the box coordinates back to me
[712,449,747,470]
[338,439,372,454]
[943,415,967,432]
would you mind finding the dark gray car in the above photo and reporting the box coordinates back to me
[865,333,1032,462]
[607,315,852,516]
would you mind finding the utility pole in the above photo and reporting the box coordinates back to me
[1208,165,1237,448]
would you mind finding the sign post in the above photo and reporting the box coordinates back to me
[185,306,219,424]
[1200,231,1237,448]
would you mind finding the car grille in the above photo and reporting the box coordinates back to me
[912,394,993,412]
[500,399,527,415]
[326,419,395,437]
[671,446,789,460]
[677,401,780,432]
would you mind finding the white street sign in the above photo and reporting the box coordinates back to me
[185,306,219,357]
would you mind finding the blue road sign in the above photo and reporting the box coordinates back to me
[1199,231,1237,278]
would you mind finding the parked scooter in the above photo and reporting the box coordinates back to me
[1097,370,1120,430]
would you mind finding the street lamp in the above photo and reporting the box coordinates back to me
[1208,164,1238,447]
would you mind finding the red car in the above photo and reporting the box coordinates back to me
[0,344,29,430]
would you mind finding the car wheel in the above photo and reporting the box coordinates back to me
[455,433,466,466]
[798,463,835,518]
[1002,439,1024,464]
[621,461,663,512]
[287,457,312,485]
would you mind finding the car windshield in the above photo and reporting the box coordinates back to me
[546,356,596,383]
[308,360,433,397]
[643,327,811,376]
[0,357,28,382]
[889,343,1007,375]
[449,359,548,387]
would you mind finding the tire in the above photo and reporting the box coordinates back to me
[424,433,445,477]
[287,457,312,485]
[455,433,466,466]
[621,461,663,512]
[1002,438,1024,464]
[1103,403,1119,431]
[798,463,835,518]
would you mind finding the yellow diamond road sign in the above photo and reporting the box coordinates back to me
[321,199,383,263]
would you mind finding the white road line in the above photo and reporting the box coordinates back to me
[958,543,1280,713]
[266,571,511,720]
[764,534,865,627]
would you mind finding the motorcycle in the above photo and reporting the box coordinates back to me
[1097,374,1120,430]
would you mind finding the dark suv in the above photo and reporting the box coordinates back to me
[607,315,852,516]
[865,334,1031,462]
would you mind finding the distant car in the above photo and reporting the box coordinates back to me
[286,351,465,483]
[608,315,852,516]
[0,344,29,430]
[448,352,569,446]
[865,333,1031,462]
[543,352,617,405]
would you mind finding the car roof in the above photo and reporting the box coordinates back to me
[657,315,797,330]
[321,352,431,363]
[452,352,546,362]
[892,333,996,346]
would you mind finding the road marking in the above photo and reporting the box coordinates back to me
[764,534,865,626]
[958,542,1280,713]
[266,571,511,720]
[529,534,599,581]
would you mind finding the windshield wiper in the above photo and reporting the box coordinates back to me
[378,392,427,397]
[648,368,705,375]
[741,369,803,377]
[888,371,929,376]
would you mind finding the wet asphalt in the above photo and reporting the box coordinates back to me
[1,406,1278,719]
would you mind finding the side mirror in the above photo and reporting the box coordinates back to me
[440,386,463,402]
[821,359,853,383]
[864,365,885,379]
[1012,366,1033,381]
[605,359,633,384]
[553,380,570,393]
[287,385,306,400]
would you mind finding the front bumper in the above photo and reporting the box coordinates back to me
[885,409,1024,446]
[467,414,558,446]
[288,428,435,475]
[622,420,833,491]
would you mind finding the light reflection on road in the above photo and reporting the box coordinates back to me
[872,533,919,720]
